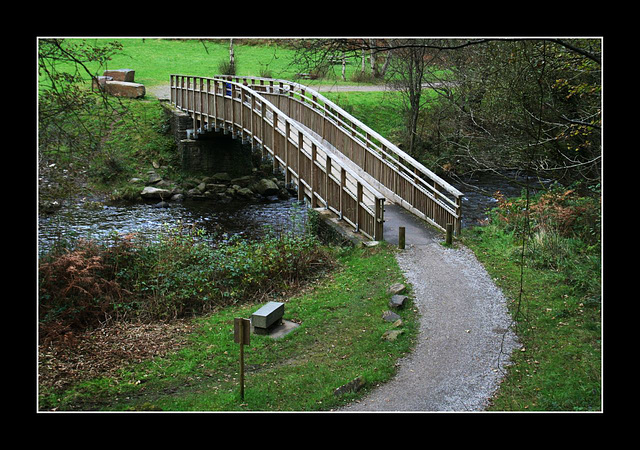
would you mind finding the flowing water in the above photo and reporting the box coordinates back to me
[38,197,307,255]
[37,171,550,255]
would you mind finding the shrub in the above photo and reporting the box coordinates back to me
[39,223,334,340]
[490,183,601,303]
[38,238,132,343]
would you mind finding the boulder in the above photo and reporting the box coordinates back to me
[253,178,279,196]
[230,175,253,187]
[148,173,162,184]
[333,376,365,397]
[205,183,228,193]
[104,80,145,99]
[103,69,135,82]
[140,186,171,200]
[388,283,406,295]
[210,172,232,183]
[382,329,404,341]
[382,310,401,322]
[389,295,408,309]
[236,187,255,198]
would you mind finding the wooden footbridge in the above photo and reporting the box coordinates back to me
[169,75,463,242]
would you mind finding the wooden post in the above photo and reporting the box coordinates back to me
[298,131,304,202]
[231,83,236,137]
[250,94,255,147]
[284,121,291,183]
[261,103,267,160]
[375,198,384,241]
[234,317,250,401]
[339,168,346,220]
[205,78,210,130]
[213,80,218,130]
[446,223,453,246]
[399,226,405,249]
[311,142,317,208]
[455,196,462,237]
[272,113,278,172]
[240,88,245,142]
[356,182,363,233]
[325,155,331,210]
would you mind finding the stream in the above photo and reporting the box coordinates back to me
[38,197,307,256]
[37,171,550,256]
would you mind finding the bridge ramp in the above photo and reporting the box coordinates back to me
[294,120,439,246]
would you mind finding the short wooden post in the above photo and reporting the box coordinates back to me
[446,223,453,246]
[234,317,250,401]
[399,226,405,249]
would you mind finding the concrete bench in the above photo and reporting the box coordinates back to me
[251,301,284,335]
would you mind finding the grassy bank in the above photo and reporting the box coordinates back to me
[49,38,382,88]
[462,185,602,411]
[39,240,417,411]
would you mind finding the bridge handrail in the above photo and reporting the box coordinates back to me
[220,75,462,235]
[220,75,464,202]
[169,74,386,240]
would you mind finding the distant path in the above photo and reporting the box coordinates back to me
[147,82,452,100]
[339,204,520,411]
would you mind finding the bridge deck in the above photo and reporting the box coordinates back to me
[169,75,463,241]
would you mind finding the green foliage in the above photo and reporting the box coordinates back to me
[39,222,334,340]
[463,186,601,411]
[39,243,418,411]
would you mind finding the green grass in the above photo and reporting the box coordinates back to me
[39,243,419,411]
[323,89,442,147]
[47,38,383,88]
[462,215,601,411]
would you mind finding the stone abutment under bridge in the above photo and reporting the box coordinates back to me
[162,101,256,176]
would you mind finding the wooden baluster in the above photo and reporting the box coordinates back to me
[325,155,331,210]
[250,94,255,148]
[272,113,278,172]
[339,168,346,220]
[261,102,267,159]
[170,75,175,104]
[240,87,245,142]
[284,121,290,184]
[205,78,210,131]
[297,131,304,202]
[213,80,218,131]
[311,142,317,208]
[356,182,363,233]
[231,83,236,138]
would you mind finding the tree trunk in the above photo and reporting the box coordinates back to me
[229,39,235,73]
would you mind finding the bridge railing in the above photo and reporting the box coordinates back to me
[219,75,463,236]
[170,74,385,241]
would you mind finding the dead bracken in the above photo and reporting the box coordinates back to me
[38,320,195,392]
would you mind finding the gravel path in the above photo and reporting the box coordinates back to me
[339,205,520,412]
[147,82,449,100]
[150,83,519,411]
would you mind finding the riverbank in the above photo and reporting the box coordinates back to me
[38,243,420,411]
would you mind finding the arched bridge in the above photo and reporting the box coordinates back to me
[169,75,463,242]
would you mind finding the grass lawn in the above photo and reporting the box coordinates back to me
[463,224,601,411]
[39,244,419,411]
[52,38,382,88]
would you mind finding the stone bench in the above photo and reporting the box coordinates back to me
[104,69,135,82]
[104,81,146,99]
[251,301,284,335]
